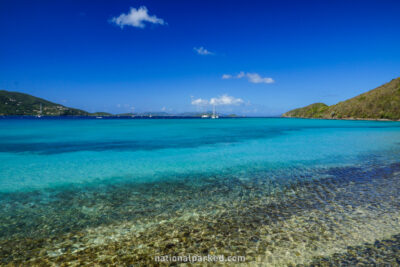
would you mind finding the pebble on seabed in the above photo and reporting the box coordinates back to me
[1,163,400,266]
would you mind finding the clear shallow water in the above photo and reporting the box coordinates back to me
[1,117,400,265]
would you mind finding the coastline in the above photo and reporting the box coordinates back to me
[0,115,243,119]
[2,115,399,121]
[281,116,400,122]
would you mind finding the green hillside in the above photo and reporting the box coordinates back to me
[282,103,329,118]
[0,90,89,116]
[283,77,400,120]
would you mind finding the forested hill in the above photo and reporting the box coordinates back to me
[283,77,400,120]
[0,90,89,116]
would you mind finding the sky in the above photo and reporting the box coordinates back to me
[1,0,400,115]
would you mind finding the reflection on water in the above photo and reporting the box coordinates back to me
[1,155,400,266]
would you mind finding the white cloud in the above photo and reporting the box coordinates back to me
[194,46,214,55]
[237,71,245,78]
[210,94,244,106]
[246,73,274,84]
[222,74,232,79]
[191,95,244,106]
[222,72,244,79]
[111,6,166,28]
[191,98,209,106]
[222,71,274,84]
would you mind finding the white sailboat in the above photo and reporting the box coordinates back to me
[211,104,219,119]
[37,103,42,118]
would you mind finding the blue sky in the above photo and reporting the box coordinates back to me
[1,0,399,115]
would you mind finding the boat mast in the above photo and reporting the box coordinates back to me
[213,104,216,117]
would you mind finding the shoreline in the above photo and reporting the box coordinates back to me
[1,115,400,121]
[281,116,400,122]
[0,115,243,119]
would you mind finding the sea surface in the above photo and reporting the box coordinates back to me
[1,117,400,265]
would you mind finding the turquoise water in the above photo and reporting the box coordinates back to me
[1,117,400,265]
[1,118,400,192]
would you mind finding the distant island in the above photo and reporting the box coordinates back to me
[0,90,238,118]
[283,77,400,120]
